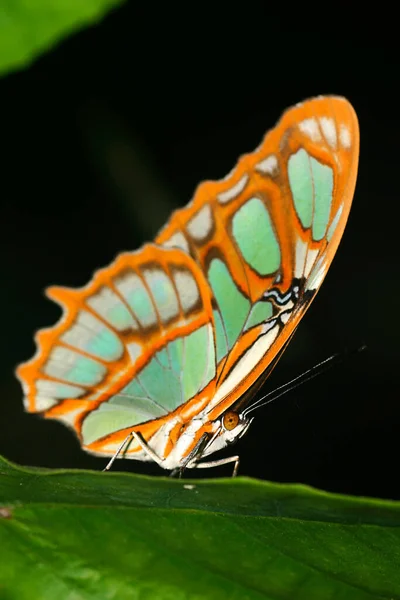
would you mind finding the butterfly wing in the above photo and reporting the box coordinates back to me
[157,96,359,421]
[17,246,219,461]
[16,96,359,467]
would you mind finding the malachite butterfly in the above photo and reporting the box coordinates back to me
[16,96,359,475]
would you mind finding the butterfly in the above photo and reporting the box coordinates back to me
[16,96,359,475]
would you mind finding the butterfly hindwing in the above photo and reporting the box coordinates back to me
[17,246,219,458]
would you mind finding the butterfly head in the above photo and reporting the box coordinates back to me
[199,411,254,460]
[221,410,253,443]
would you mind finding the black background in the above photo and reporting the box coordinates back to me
[0,4,396,499]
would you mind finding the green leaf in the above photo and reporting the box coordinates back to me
[0,0,125,77]
[0,456,399,599]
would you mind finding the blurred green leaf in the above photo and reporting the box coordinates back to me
[0,0,125,76]
[0,455,399,599]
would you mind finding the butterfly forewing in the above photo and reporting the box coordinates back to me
[16,96,359,468]
[157,96,359,421]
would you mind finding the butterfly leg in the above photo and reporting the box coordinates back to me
[103,430,165,471]
[168,433,214,478]
[169,467,184,478]
[192,455,240,477]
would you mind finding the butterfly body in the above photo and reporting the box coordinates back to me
[17,96,359,472]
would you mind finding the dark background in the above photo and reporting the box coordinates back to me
[0,5,395,499]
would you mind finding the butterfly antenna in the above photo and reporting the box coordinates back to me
[242,344,366,418]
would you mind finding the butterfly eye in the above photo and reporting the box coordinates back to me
[222,411,240,431]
